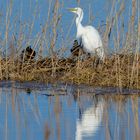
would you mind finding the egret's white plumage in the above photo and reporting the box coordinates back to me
[68,7,105,60]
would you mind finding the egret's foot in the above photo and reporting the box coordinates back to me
[94,58,104,68]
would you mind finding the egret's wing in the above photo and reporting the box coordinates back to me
[85,26,102,47]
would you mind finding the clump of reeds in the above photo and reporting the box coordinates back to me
[0,0,139,89]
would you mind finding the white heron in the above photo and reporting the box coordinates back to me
[68,7,105,60]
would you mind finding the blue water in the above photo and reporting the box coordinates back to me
[0,81,140,140]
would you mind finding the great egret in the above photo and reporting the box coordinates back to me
[68,7,105,60]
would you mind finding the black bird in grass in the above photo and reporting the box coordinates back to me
[21,46,36,61]
[71,40,84,57]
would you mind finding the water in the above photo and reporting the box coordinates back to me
[0,81,140,140]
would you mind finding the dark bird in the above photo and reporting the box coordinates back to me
[71,40,84,57]
[21,46,36,61]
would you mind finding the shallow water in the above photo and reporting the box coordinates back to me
[0,81,140,140]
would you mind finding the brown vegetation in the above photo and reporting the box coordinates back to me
[0,52,140,89]
[0,0,139,89]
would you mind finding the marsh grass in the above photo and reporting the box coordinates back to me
[0,0,139,89]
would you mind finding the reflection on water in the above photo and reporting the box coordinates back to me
[0,81,140,140]
[76,99,104,140]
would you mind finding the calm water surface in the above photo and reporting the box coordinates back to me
[0,81,140,140]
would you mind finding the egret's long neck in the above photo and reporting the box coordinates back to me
[76,11,84,38]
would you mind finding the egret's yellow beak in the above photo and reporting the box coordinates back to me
[67,8,77,12]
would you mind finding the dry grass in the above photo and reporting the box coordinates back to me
[0,0,139,89]
[0,53,139,89]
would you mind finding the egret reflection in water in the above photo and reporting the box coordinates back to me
[75,98,104,140]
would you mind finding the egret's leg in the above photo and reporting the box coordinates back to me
[94,57,100,68]
[96,47,105,61]
[87,53,91,59]
[79,38,82,47]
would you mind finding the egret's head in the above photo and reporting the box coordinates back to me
[68,7,83,16]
